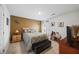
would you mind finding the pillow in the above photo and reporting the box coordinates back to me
[31,28,36,33]
[23,28,37,33]
[23,28,29,33]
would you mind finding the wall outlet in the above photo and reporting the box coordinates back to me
[3,49,5,53]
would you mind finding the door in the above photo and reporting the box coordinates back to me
[0,6,4,53]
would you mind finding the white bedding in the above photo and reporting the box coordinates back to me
[23,32,47,52]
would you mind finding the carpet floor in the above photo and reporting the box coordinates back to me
[7,41,59,54]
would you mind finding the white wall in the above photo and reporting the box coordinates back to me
[0,5,10,53]
[42,10,79,39]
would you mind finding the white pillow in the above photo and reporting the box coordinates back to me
[23,28,29,33]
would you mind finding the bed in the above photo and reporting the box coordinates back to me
[22,28,49,53]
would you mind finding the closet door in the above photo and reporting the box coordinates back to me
[0,6,4,51]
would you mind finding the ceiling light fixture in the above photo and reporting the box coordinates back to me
[38,11,42,15]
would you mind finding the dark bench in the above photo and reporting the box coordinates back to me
[32,39,51,54]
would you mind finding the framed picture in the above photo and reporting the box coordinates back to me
[58,22,64,27]
[51,22,55,26]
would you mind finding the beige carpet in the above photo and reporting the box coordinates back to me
[7,41,27,54]
[7,41,59,54]
[44,41,59,54]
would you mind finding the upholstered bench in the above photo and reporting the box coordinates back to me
[32,39,51,54]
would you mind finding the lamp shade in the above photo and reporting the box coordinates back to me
[15,29,19,34]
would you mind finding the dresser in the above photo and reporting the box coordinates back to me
[12,34,21,43]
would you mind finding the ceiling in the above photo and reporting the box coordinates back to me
[6,4,79,21]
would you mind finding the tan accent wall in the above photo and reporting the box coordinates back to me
[10,15,41,35]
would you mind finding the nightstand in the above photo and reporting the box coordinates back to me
[12,34,21,43]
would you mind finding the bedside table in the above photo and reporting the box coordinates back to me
[12,34,21,43]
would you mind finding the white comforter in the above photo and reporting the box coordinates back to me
[23,32,47,52]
